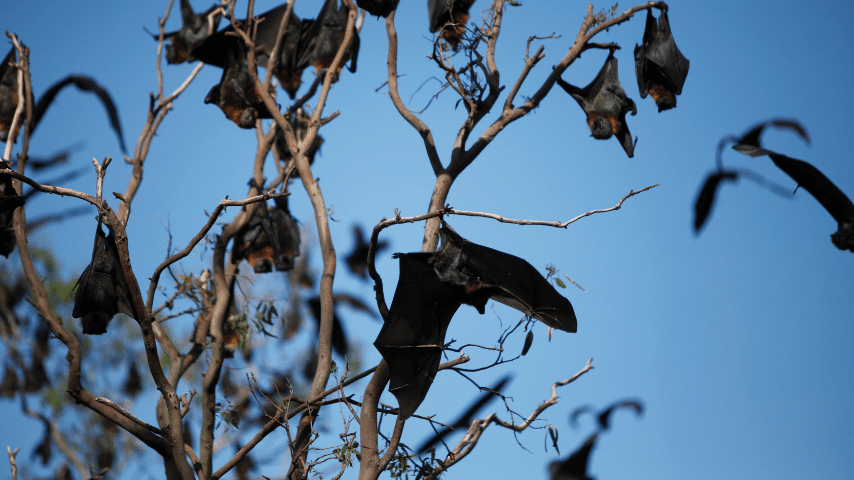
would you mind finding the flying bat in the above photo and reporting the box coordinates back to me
[192,3,309,99]
[634,8,690,112]
[231,195,301,272]
[569,399,644,431]
[415,375,511,454]
[0,46,126,152]
[153,0,222,64]
[72,220,135,335]
[345,224,388,280]
[374,222,577,420]
[298,0,360,80]
[204,39,274,128]
[307,296,348,357]
[428,0,476,50]
[693,170,739,233]
[733,120,854,252]
[0,161,24,257]
[357,0,399,17]
[549,432,598,480]
[557,50,638,158]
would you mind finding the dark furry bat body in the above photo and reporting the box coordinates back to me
[154,0,222,64]
[549,433,598,480]
[356,0,399,17]
[297,0,360,79]
[634,8,689,112]
[72,221,135,334]
[557,50,637,158]
[374,222,576,419]
[273,109,324,177]
[204,39,274,128]
[0,161,24,257]
[428,0,476,50]
[231,195,301,272]
[192,3,310,99]
[0,46,126,152]
[0,47,19,143]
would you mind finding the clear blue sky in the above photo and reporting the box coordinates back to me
[2,1,852,479]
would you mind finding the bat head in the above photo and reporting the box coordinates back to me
[589,116,614,140]
[237,107,258,129]
[165,38,190,64]
[80,312,113,335]
[648,83,676,112]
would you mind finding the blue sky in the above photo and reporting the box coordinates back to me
[2,1,853,479]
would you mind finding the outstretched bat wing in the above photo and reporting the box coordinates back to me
[549,432,598,480]
[437,223,577,333]
[373,253,461,420]
[30,76,126,153]
[558,51,637,157]
[694,170,739,233]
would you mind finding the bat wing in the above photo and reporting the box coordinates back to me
[270,196,300,271]
[437,223,577,333]
[694,170,739,232]
[308,297,348,357]
[31,76,126,153]
[768,153,854,250]
[374,253,461,420]
[549,432,598,480]
[0,47,19,143]
[356,0,399,17]
[295,0,337,70]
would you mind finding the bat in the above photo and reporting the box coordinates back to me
[273,110,324,176]
[693,170,739,233]
[231,195,301,272]
[192,3,310,99]
[733,120,854,252]
[345,224,388,280]
[0,161,25,257]
[30,75,126,153]
[0,47,19,143]
[204,38,274,128]
[356,0,400,18]
[634,8,690,112]
[569,399,644,431]
[153,0,222,64]
[297,0,360,80]
[549,432,598,480]
[0,45,126,152]
[72,220,135,335]
[307,296,348,357]
[374,222,576,420]
[415,375,510,454]
[557,50,638,158]
[428,0,476,50]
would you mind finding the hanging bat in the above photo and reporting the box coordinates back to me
[733,120,854,252]
[307,296,348,357]
[549,432,598,480]
[0,47,19,143]
[634,8,690,112]
[345,224,388,280]
[356,0,399,18]
[0,161,24,257]
[273,109,324,176]
[374,222,577,420]
[231,194,301,272]
[153,0,222,64]
[297,0,360,80]
[192,3,310,99]
[557,50,638,158]
[72,220,135,335]
[428,0,476,50]
[204,39,274,128]
[693,170,739,233]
